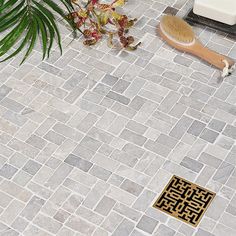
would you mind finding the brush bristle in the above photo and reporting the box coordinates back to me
[160,15,195,44]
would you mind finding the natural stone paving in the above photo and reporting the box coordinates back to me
[0,0,236,235]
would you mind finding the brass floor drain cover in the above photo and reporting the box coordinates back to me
[153,175,216,227]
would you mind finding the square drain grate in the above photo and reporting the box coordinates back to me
[153,175,216,227]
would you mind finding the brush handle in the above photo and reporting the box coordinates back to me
[192,41,234,70]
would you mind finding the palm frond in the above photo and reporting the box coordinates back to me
[0,0,76,64]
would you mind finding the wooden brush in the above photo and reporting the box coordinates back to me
[158,15,235,73]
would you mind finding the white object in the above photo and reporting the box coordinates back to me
[193,0,236,25]
[222,60,235,78]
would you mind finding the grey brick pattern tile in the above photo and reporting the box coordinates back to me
[0,0,235,235]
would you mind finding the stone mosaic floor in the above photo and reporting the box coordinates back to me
[0,0,236,235]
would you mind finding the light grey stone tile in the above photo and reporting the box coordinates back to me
[187,120,206,137]
[156,134,178,149]
[13,170,32,186]
[120,129,147,146]
[3,110,27,126]
[102,74,119,86]
[54,209,71,223]
[100,98,116,111]
[0,228,19,236]
[45,157,61,169]
[87,58,115,73]
[190,90,210,103]
[101,211,123,232]
[163,70,182,82]
[215,83,234,101]
[108,173,124,187]
[139,89,163,103]
[64,86,84,103]
[180,156,204,173]
[174,55,193,66]
[83,181,109,209]
[20,195,45,220]
[198,152,222,168]
[116,164,150,186]
[216,135,234,150]
[169,115,193,139]
[213,223,236,236]
[146,207,168,223]
[200,128,219,143]
[213,161,234,184]
[63,71,86,90]
[129,96,146,111]
[72,144,95,161]
[63,178,89,196]
[122,143,145,158]
[107,185,136,206]
[44,130,65,145]
[53,123,83,142]
[96,110,116,130]
[77,99,106,116]
[0,199,24,225]
[206,195,228,220]
[163,160,196,181]
[25,134,47,150]
[22,160,42,176]
[120,179,144,196]
[108,115,128,136]
[208,119,226,132]
[0,98,24,113]
[0,190,13,208]
[0,85,12,101]
[106,91,130,105]
[89,165,111,181]
[48,186,70,209]
[226,151,236,166]
[88,127,114,144]
[38,62,61,75]
[137,215,159,234]
[45,163,73,190]
[93,83,110,96]
[93,228,109,236]
[126,120,148,135]
[23,224,52,236]
[223,125,236,139]
[111,102,137,119]
[0,164,18,179]
[145,140,172,157]
[65,154,93,172]
[11,216,29,233]
[111,218,135,236]
[94,196,116,216]
[113,202,141,222]
[125,77,146,99]
[57,227,75,236]
[112,79,130,93]
[80,136,102,152]
[155,224,176,236]
[160,78,181,91]
[196,165,216,186]
[33,213,62,233]
[62,194,83,213]
[92,153,119,172]
[219,212,236,231]
[76,205,104,225]
[27,181,52,199]
[159,91,181,113]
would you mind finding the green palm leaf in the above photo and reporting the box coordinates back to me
[0,0,76,64]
